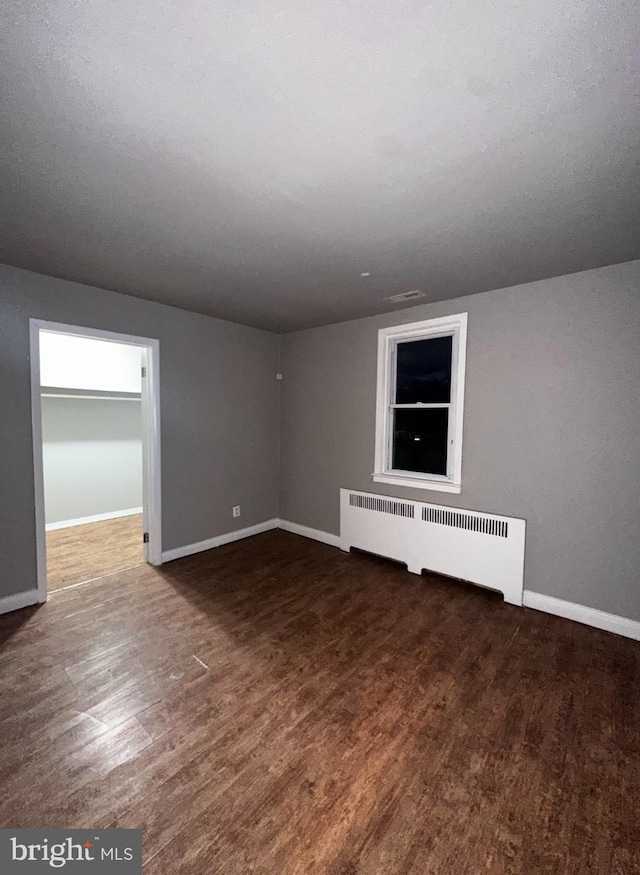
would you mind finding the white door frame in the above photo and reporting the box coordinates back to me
[29,319,162,602]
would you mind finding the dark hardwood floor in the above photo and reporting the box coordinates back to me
[0,530,638,873]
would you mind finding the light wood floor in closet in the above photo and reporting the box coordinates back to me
[46,514,144,590]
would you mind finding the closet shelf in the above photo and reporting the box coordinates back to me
[41,386,141,401]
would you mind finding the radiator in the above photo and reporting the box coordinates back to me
[340,489,525,605]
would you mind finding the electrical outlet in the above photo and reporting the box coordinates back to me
[232,505,241,518]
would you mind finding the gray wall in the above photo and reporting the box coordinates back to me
[42,397,143,525]
[0,264,280,599]
[280,260,640,621]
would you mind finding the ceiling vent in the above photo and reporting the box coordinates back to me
[386,290,425,303]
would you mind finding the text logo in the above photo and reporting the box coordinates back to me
[1,830,141,873]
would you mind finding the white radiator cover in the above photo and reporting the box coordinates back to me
[340,489,526,605]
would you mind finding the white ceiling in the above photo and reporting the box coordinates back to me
[1,0,639,331]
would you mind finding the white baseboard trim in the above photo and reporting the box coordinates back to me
[162,518,280,563]
[523,591,640,641]
[46,507,143,532]
[162,518,340,564]
[0,589,41,616]
[277,519,341,549]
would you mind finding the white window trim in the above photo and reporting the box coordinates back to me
[373,312,468,493]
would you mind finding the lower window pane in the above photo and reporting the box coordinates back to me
[392,408,448,476]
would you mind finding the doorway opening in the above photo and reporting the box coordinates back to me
[29,321,162,600]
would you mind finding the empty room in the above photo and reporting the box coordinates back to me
[0,2,638,874]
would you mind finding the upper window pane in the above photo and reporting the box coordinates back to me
[395,335,452,404]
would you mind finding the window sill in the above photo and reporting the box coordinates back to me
[372,473,462,494]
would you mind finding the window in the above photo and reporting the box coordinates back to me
[373,313,467,493]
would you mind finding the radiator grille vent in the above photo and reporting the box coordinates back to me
[422,506,508,538]
[349,493,415,518]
